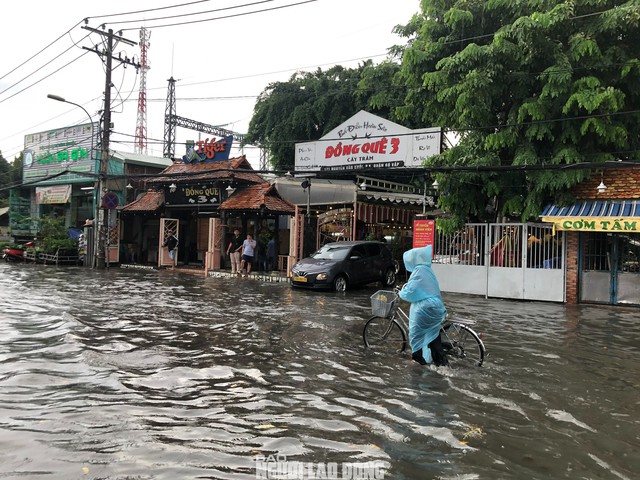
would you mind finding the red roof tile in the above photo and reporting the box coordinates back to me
[220,183,295,214]
[121,190,164,212]
[146,156,264,185]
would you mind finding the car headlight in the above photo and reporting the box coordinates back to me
[316,273,328,280]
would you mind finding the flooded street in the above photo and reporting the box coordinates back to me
[0,263,638,480]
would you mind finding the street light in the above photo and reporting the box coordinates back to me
[47,94,99,268]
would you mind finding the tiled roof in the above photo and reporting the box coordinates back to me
[121,190,164,212]
[220,183,295,214]
[542,199,640,218]
[146,156,264,185]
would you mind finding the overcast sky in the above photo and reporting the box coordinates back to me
[0,0,420,168]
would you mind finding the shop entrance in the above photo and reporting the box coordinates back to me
[580,232,640,304]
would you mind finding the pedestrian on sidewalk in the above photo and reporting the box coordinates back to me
[226,229,243,274]
[240,233,257,275]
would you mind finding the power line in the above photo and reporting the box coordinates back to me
[116,0,319,31]
[0,51,92,105]
[103,0,278,26]
[87,0,213,20]
[0,19,85,81]
[0,32,92,98]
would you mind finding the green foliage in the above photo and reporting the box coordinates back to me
[0,151,24,207]
[244,60,408,169]
[29,216,77,254]
[395,0,640,224]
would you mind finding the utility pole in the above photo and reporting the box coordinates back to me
[82,27,139,269]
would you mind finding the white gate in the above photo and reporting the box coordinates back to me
[432,223,566,302]
[158,218,179,268]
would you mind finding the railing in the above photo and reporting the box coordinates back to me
[432,223,563,270]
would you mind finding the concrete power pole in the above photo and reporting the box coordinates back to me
[82,27,139,269]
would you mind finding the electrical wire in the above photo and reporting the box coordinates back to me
[0,50,92,105]
[87,0,213,20]
[0,19,86,81]
[0,32,92,98]
[116,0,318,31]
[104,0,277,26]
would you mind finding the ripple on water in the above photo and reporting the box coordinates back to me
[1,265,639,479]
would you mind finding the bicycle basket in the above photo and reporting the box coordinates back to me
[370,290,398,317]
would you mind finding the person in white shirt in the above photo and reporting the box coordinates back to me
[240,233,256,274]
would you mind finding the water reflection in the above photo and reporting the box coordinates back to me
[0,264,638,479]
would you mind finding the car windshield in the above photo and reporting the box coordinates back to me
[310,244,351,261]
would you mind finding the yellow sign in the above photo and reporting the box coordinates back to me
[542,216,640,232]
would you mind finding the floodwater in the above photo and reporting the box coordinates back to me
[0,263,638,480]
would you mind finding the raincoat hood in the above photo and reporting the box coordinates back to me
[399,244,445,363]
[403,245,432,273]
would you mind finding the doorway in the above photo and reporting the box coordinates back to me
[580,232,640,304]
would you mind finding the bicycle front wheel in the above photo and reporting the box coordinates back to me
[363,316,407,354]
[442,324,486,367]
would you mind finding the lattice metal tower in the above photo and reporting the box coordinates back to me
[163,76,177,159]
[134,27,150,154]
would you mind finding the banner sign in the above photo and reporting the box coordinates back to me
[183,136,233,163]
[165,184,220,207]
[23,123,97,184]
[413,219,435,248]
[542,216,640,232]
[35,185,72,204]
[295,111,441,172]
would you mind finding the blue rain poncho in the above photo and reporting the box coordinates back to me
[399,245,447,364]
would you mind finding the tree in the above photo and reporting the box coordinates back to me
[0,151,9,205]
[0,151,23,207]
[245,61,403,170]
[396,0,640,227]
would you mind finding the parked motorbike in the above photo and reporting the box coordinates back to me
[2,241,34,262]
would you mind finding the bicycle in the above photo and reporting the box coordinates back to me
[363,288,487,367]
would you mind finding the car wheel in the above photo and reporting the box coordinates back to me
[333,275,348,292]
[393,259,400,274]
[382,268,396,287]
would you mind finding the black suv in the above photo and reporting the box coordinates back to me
[290,241,397,292]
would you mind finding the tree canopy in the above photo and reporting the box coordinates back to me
[396,0,640,226]
[244,61,403,170]
[0,151,23,207]
[245,0,640,226]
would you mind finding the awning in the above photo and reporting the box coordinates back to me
[359,191,426,206]
[541,199,640,232]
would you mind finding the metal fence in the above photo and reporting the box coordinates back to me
[433,223,564,270]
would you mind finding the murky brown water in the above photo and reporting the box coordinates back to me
[0,263,638,479]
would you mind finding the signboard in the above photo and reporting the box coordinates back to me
[413,219,435,249]
[23,123,98,185]
[35,185,72,204]
[165,184,220,207]
[102,192,120,210]
[541,216,640,232]
[183,136,233,163]
[295,111,441,172]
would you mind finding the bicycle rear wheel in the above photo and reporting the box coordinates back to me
[363,315,407,354]
[441,324,486,367]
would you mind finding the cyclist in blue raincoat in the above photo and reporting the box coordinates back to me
[399,245,449,366]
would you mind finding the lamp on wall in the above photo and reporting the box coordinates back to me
[225,185,235,195]
[596,172,607,194]
[432,179,440,190]
[169,183,177,193]
[285,171,293,177]
[126,183,133,190]
[359,181,367,191]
